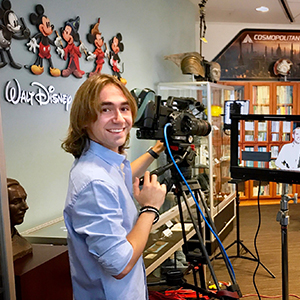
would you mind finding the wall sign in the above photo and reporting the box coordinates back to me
[213,28,300,81]
[4,79,72,111]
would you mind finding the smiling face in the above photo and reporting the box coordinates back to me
[8,182,28,228]
[39,16,54,37]
[111,36,119,54]
[94,33,104,49]
[86,84,133,153]
[293,127,300,144]
[62,25,73,44]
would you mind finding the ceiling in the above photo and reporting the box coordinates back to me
[189,0,300,24]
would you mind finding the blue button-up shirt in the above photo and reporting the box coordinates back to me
[64,141,147,300]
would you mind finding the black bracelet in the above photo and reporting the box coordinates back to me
[139,206,160,224]
[147,147,159,159]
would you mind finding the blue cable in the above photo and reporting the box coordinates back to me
[163,123,236,279]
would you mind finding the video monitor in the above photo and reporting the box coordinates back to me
[223,100,249,130]
[230,111,300,185]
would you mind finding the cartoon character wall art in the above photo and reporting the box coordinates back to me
[54,16,86,78]
[0,0,30,69]
[108,33,126,84]
[86,18,108,77]
[26,4,60,76]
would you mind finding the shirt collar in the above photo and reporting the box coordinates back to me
[88,140,127,167]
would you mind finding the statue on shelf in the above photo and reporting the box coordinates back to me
[7,178,32,260]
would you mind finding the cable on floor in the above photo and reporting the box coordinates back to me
[252,180,262,300]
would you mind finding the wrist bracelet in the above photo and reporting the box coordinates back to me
[139,205,160,224]
[147,147,159,159]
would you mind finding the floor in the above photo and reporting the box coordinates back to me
[149,203,300,299]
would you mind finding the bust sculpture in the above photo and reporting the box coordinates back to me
[7,178,32,260]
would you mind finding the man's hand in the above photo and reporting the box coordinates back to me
[133,171,166,210]
[152,140,165,155]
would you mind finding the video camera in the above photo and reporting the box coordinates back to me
[131,88,211,146]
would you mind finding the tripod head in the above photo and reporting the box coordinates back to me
[139,144,196,191]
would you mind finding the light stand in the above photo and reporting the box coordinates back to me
[276,183,297,300]
[214,180,275,278]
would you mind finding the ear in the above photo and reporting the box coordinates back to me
[74,33,80,42]
[87,33,95,44]
[29,12,38,25]
[0,8,5,19]
[35,4,44,16]
[2,0,11,11]
[116,33,122,41]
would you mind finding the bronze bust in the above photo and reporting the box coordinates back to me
[7,178,32,260]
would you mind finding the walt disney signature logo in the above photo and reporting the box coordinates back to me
[4,79,72,111]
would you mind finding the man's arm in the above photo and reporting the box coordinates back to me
[130,141,165,179]
[275,144,289,169]
[114,171,166,279]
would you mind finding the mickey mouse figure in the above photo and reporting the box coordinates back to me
[0,0,30,69]
[86,18,108,77]
[26,4,60,77]
[54,16,86,78]
[108,33,126,84]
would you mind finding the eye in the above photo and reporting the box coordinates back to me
[8,12,18,29]
[11,199,22,205]
[121,106,130,112]
[101,107,111,113]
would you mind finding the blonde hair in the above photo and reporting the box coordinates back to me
[61,74,137,158]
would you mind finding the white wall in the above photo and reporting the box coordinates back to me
[2,0,197,231]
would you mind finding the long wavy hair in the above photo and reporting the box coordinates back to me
[61,74,137,158]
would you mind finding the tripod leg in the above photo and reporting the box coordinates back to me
[176,189,221,292]
[213,181,275,278]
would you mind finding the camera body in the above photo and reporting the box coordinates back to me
[132,89,211,146]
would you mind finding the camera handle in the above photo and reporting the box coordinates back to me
[139,148,189,186]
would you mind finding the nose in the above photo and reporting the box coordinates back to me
[113,109,125,122]
[20,200,29,211]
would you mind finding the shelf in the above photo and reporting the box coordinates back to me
[144,225,196,276]
[145,194,201,275]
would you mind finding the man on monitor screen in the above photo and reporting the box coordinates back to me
[275,126,300,170]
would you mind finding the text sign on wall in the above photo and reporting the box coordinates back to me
[4,79,73,111]
[213,29,300,81]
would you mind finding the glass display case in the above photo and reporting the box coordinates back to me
[157,81,236,253]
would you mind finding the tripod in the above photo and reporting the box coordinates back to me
[213,180,275,278]
[147,146,242,299]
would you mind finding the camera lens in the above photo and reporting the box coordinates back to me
[192,119,211,136]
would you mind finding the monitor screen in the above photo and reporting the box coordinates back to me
[223,100,249,129]
[230,112,300,185]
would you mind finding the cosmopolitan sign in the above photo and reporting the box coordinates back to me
[4,79,73,111]
[251,34,300,42]
[213,28,300,80]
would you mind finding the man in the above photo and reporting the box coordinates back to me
[62,74,166,299]
[275,126,300,170]
[7,178,32,260]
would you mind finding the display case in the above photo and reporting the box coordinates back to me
[143,193,198,276]
[157,81,236,254]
